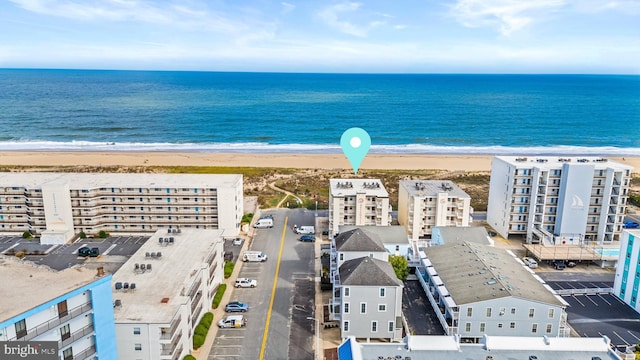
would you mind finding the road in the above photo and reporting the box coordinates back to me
[208,208,317,360]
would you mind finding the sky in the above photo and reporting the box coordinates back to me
[1,0,639,73]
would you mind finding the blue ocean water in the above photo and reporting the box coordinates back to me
[0,69,639,155]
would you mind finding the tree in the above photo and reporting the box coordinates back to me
[389,255,409,282]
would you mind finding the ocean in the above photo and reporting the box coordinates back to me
[1,69,639,156]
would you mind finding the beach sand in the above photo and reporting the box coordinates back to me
[2,151,639,173]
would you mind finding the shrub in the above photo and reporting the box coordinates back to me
[212,284,226,309]
[224,261,234,279]
[201,312,213,329]
[98,230,109,238]
[194,324,207,337]
[183,355,196,360]
[192,334,205,350]
[22,231,32,239]
[241,213,253,224]
[15,251,26,259]
[79,231,87,239]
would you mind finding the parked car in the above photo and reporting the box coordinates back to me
[78,247,99,257]
[235,278,257,288]
[225,301,249,313]
[553,260,566,270]
[623,221,640,228]
[567,261,577,268]
[232,238,243,246]
[223,251,234,261]
[299,235,316,242]
[218,315,247,328]
[522,257,538,268]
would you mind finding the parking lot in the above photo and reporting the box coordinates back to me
[402,280,446,335]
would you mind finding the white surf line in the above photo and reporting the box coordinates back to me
[102,244,117,256]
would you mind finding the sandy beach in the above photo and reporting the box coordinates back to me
[1,152,639,173]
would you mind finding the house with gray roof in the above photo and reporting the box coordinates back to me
[418,241,569,342]
[338,257,404,341]
[340,225,411,257]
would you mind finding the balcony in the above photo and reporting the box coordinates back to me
[10,301,93,341]
[71,344,96,360]
[59,323,95,349]
[161,332,183,356]
[160,318,181,341]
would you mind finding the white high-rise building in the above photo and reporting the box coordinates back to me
[112,229,224,360]
[0,173,243,244]
[614,229,640,314]
[487,156,632,245]
[398,180,472,245]
[328,179,392,235]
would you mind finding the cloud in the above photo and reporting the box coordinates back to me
[317,2,369,37]
[450,0,566,36]
[281,2,295,14]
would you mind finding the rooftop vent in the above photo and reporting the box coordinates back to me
[161,297,170,303]
[114,299,122,308]
[515,157,527,162]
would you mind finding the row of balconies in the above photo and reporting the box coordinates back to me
[70,198,218,207]
[71,188,217,197]
[10,301,93,342]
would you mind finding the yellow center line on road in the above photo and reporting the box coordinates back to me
[259,216,288,360]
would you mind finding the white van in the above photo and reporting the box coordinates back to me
[242,251,267,262]
[218,314,247,328]
[253,218,273,228]
[294,225,315,234]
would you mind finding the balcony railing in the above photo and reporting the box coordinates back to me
[10,301,92,341]
[59,323,95,349]
[71,344,96,360]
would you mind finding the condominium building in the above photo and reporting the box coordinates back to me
[112,229,224,360]
[328,179,392,236]
[398,180,472,245]
[418,241,569,342]
[0,259,117,360]
[487,156,632,245]
[0,173,243,244]
[614,229,640,314]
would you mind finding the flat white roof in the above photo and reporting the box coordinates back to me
[112,229,223,324]
[400,180,470,198]
[0,258,100,321]
[495,156,632,171]
[0,172,242,189]
[329,178,389,197]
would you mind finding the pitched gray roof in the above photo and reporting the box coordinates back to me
[339,257,403,287]
[339,225,409,245]
[335,228,386,252]
[435,226,491,245]
[425,241,564,307]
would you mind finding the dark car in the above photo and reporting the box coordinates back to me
[553,260,566,270]
[78,247,99,257]
[623,221,640,228]
[299,235,315,242]
[225,301,249,313]
[224,251,233,261]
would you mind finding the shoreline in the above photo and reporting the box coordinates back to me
[1,151,639,173]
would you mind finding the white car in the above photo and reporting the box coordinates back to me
[232,238,243,246]
[523,257,538,268]
[235,278,257,288]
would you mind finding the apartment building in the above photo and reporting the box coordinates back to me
[614,229,640,314]
[0,172,243,244]
[487,156,632,244]
[0,259,117,360]
[398,180,472,245]
[418,241,569,342]
[112,229,224,360]
[328,179,392,236]
[338,257,403,342]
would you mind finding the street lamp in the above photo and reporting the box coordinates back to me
[307,316,320,360]
[315,200,318,217]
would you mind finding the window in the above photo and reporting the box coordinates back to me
[379,288,385,297]
[344,287,350,297]
[135,344,142,351]
[15,319,27,339]
[344,303,350,314]
[486,308,492,317]
[529,309,535,318]
[371,321,378,332]
[546,324,552,333]
[60,324,70,341]
[343,321,350,332]
[498,323,503,328]
[378,304,386,312]
[133,327,141,335]
[532,324,538,333]
[510,322,516,329]
[360,303,367,314]
[465,323,471,332]
[58,300,68,318]
[548,308,554,318]
[63,348,73,360]
[339,254,344,261]
[499,307,505,316]
[467,308,473,317]
[388,321,394,332]
[480,323,485,332]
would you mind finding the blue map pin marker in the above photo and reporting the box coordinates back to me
[340,127,371,174]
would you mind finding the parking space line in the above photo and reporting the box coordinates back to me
[597,294,612,305]
[259,216,288,360]
[584,295,598,306]
[572,295,585,307]
[628,331,640,343]
[103,244,117,256]
[612,331,630,346]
